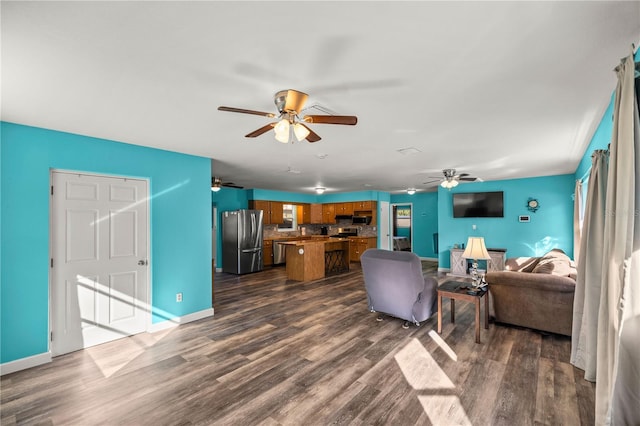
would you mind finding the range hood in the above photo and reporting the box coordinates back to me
[335,215,353,221]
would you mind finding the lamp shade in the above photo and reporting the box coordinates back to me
[462,237,491,260]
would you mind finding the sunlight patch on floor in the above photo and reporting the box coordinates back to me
[85,327,174,378]
[419,395,472,426]
[394,337,455,390]
[395,337,472,425]
[428,330,457,361]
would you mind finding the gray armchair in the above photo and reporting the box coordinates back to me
[361,249,438,327]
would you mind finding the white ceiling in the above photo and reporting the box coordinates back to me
[3,1,639,194]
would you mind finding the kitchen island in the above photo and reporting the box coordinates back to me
[282,238,350,281]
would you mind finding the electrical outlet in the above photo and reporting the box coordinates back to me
[176,292,183,302]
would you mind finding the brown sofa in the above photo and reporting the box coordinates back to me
[485,249,576,336]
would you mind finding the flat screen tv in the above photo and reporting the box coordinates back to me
[453,191,504,218]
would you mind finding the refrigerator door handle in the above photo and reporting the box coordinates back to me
[241,248,261,253]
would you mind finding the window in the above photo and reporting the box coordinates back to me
[396,207,411,228]
[278,204,297,231]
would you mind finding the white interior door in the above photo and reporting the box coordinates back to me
[51,171,149,356]
[379,201,390,250]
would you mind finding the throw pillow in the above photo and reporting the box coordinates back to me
[532,249,572,277]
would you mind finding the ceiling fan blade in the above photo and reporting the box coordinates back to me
[218,106,276,118]
[299,124,321,143]
[222,182,244,189]
[459,177,477,181]
[303,115,358,125]
[245,123,276,138]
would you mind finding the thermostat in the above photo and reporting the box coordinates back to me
[519,215,530,222]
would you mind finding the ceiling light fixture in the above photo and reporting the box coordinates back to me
[315,187,325,194]
[407,188,416,195]
[211,177,222,192]
[274,119,290,143]
[293,123,310,141]
[441,179,459,189]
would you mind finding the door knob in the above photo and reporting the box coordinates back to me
[138,260,148,266]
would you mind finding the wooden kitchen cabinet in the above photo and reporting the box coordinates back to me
[322,203,336,224]
[263,240,273,266]
[270,201,283,224]
[353,201,373,210]
[349,237,377,262]
[310,203,323,224]
[335,202,354,215]
[248,200,284,225]
[297,204,311,224]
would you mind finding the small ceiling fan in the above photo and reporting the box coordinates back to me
[423,168,481,189]
[218,89,357,143]
[211,177,243,192]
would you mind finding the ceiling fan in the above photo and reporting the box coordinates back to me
[211,177,243,192]
[218,89,357,143]
[424,168,481,189]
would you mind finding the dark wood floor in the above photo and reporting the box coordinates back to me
[1,262,594,425]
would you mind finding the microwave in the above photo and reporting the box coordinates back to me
[352,215,372,225]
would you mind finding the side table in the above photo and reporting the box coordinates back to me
[437,281,489,343]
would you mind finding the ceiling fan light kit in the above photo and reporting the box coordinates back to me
[441,179,459,189]
[407,188,416,195]
[211,177,222,192]
[315,187,326,194]
[218,89,357,144]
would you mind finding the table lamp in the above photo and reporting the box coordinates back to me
[462,236,491,290]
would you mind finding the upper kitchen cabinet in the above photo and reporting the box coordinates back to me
[335,202,354,215]
[310,204,323,224]
[322,203,336,224]
[248,200,284,225]
[353,201,373,210]
[297,204,311,224]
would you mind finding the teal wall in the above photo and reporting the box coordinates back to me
[390,193,439,258]
[437,174,575,268]
[575,95,614,180]
[1,122,212,364]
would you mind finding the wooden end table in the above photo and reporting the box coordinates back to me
[437,281,489,343]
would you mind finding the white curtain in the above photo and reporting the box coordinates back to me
[571,150,608,381]
[573,179,583,264]
[595,50,640,425]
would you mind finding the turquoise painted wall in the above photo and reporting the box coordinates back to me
[437,175,575,268]
[575,95,614,180]
[1,123,212,364]
[390,193,439,258]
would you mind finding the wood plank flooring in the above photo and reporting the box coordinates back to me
[1,262,595,425]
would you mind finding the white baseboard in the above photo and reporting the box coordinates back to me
[1,351,51,376]
[438,267,451,272]
[420,257,439,262]
[147,307,214,333]
[2,308,215,375]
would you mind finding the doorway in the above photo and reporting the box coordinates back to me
[391,203,413,252]
[50,171,150,356]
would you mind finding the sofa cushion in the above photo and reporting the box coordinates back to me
[532,249,572,277]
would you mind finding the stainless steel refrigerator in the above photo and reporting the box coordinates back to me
[222,209,264,274]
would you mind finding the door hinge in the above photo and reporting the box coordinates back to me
[50,258,53,268]
[50,331,53,341]
[51,185,54,195]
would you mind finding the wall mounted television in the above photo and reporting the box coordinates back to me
[453,191,504,218]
